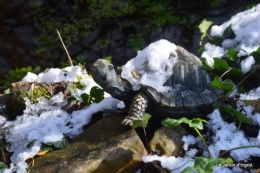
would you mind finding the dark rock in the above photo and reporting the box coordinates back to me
[148,126,188,156]
[32,115,147,173]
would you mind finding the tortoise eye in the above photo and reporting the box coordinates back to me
[109,65,114,70]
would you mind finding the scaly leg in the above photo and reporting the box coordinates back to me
[121,92,149,126]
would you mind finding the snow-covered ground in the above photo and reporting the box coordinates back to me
[1,3,260,173]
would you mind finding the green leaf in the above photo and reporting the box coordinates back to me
[226,48,238,62]
[27,139,36,148]
[103,56,112,62]
[81,93,90,103]
[222,24,235,39]
[4,88,10,94]
[213,58,229,72]
[0,162,8,170]
[209,35,224,46]
[69,88,82,101]
[225,68,244,79]
[216,104,253,130]
[198,20,213,33]
[89,86,104,103]
[198,19,213,45]
[182,157,233,173]
[200,58,212,72]
[222,79,235,90]
[211,76,222,89]
[50,138,68,149]
[132,113,152,129]
[162,117,207,130]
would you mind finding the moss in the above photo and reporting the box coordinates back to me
[21,87,51,103]
[70,82,86,91]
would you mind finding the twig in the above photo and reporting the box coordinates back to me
[56,29,73,66]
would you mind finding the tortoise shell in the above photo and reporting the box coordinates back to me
[141,46,221,110]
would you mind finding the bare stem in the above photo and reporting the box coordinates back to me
[56,29,73,66]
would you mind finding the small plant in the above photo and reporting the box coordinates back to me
[132,113,152,150]
[0,66,40,92]
[162,117,211,157]
[215,104,253,131]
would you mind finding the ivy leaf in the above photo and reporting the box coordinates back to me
[51,138,69,149]
[222,79,235,95]
[26,139,36,148]
[216,104,253,130]
[198,19,213,45]
[132,113,152,129]
[161,117,207,130]
[0,162,8,170]
[200,58,212,72]
[211,76,222,89]
[89,86,104,103]
[224,68,244,80]
[227,48,238,62]
[222,24,235,39]
[45,138,68,149]
[213,58,229,72]
[81,93,90,103]
[209,35,223,46]
[182,157,233,173]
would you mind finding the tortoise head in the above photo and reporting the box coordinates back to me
[91,59,117,88]
[91,59,136,104]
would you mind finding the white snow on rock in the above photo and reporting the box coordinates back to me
[121,39,178,93]
[22,72,38,82]
[0,65,120,173]
[201,4,260,73]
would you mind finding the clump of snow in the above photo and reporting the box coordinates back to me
[182,135,196,150]
[240,56,255,74]
[22,72,38,82]
[121,39,178,93]
[239,86,260,100]
[206,109,260,161]
[201,43,225,66]
[201,4,260,73]
[142,155,194,173]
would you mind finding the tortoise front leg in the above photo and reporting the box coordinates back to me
[121,92,149,126]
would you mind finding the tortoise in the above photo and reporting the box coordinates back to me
[90,43,222,126]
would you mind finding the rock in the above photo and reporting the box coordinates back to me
[148,126,188,156]
[3,81,78,120]
[32,115,147,173]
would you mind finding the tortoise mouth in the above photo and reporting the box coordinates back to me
[91,66,107,82]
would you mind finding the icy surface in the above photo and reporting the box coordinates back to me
[121,39,178,93]
[201,4,260,73]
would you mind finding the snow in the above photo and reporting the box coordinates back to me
[142,155,194,173]
[0,65,120,173]
[201,4,260,73]
[206,109,260,161]
[240,56,255,74]
[121,39,178,93]
[182,135,196,150]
